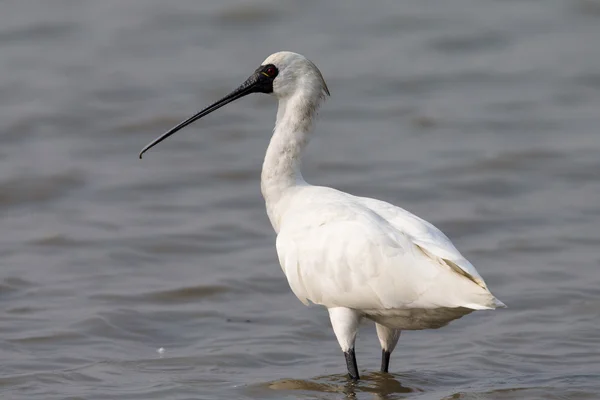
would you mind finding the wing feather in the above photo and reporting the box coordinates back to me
[357,196,488,288]
[275,201,497,311]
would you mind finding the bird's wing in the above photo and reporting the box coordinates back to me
[357,196,488,289]
[276,200,498,311]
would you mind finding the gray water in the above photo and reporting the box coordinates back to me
[1,1,600,399]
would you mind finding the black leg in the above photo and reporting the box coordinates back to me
[380,349,391,373]
[344,348,360,380]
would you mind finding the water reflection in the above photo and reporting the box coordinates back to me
[263,372,420,399]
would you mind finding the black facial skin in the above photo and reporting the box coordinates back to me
[253,64,279,94]
[138,64,279,158]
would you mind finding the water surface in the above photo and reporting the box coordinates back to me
[1,1,600,399]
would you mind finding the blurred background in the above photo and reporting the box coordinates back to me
[1,1,600,399]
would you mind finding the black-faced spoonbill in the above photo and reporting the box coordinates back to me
[139,51,505,380]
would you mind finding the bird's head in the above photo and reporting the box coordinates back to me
[139,51,329,158]
[261,51,330,100]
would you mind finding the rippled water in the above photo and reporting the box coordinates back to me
[1,1,600,399]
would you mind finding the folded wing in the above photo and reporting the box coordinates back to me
[276,199,503,312]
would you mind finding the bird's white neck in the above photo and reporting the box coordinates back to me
[261,91,320,231]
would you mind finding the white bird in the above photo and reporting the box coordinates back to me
[139,51,505,380]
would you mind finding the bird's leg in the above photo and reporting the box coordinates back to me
[375,324,401,373]
[328,307,363,380]
[344,348,359,381]
[381,348,391,373]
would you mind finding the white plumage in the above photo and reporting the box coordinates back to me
[139,51,505,380]
[276,187,503,316]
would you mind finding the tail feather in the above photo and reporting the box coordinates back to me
[492,297,507,308]
[464,295,506,310]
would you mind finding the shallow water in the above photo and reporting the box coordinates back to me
[1,1,600,399]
